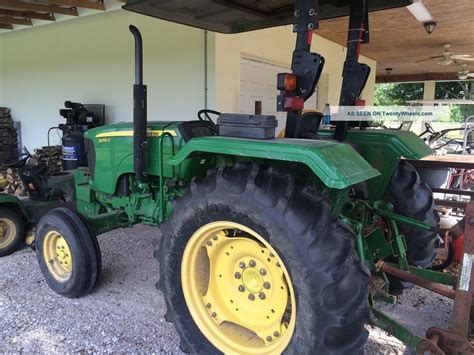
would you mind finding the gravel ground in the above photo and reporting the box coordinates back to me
[0,225,451,353]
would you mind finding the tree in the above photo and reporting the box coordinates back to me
[374,80,474,123]
[435,81,474,122]
[374,83,424,106]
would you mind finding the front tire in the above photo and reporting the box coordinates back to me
[158,163,369,354]
[36,208,101,298]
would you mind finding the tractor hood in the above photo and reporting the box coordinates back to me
[123,0,412,34]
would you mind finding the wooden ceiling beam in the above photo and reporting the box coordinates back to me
[0,0,78,16]
[0,8,55,20]
[318,0,474,78]
[43,0,104,11]
[0,15,31,24]
[0,22,12,29]
[376,73,460,83]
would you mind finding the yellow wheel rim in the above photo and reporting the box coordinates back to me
[43,231,73,282]
[0,218,17,249]
[181,221,296,354]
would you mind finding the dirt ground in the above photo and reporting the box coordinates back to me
[0,224,452,353]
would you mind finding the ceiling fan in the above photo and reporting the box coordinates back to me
[417,44,474,66]
[458,64,474,80]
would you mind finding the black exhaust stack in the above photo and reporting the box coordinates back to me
[129,25,147,182]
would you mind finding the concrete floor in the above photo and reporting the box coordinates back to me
[0,224,452,353]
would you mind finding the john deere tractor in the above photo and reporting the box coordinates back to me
[1,0,466,353]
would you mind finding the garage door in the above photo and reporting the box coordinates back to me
[240,57,318,134]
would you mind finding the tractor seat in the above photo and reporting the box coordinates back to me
[178,120,216,142]
[296,111,323,138]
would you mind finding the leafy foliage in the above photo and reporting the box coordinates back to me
[374,83,424,106]
[435,81,474,122]
[374,81,474,122]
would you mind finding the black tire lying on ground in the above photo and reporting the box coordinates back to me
[158,163,370,354]
[385,161,439,292]
[36,208,101,298]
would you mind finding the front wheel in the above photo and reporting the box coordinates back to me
[36,208,101,298]
[158,163,369,354]
[0,207,25,257]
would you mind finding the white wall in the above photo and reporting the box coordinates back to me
[0,12,377,150]
[213,26,377,113]
[0,10,207,149]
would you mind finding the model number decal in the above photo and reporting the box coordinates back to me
[95,130,177,139]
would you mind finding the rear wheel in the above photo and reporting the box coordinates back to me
[36,208,101,298]
[0,207,25,257]
[385,161,439,292]
[158,163,369,354]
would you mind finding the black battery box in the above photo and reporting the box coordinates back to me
[217,113,278,140]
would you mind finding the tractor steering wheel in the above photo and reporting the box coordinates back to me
[425,122,435,134]
[419,122,435,138]
[2,151,31,169]
[198,109,220,133]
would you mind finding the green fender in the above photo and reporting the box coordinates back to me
[0,193,31,221]
[345,130,434,160]
[343,130,434,200]
[168,136,380,189]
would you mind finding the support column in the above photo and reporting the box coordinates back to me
[423,80,436,102]
[421,80,436,131]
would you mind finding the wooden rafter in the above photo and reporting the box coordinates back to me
[43,0,105,11]
[0,15,31,25]
[376,73,459,84]
[0,0,78,16]
[0,22,12,29]
[0,8,55,21]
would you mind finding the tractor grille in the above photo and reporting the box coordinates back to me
[84,138,96,180]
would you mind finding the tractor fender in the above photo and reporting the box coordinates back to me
[346,129,434,160]
[168,136,380,189]
[0,194,31,222]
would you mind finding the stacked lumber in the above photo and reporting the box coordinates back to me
[0,107,19,164]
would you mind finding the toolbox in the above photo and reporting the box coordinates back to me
[217,113,278,140]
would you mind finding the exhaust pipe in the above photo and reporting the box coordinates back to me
[129,25,147,182]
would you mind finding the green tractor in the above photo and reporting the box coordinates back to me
[0,0,469,353]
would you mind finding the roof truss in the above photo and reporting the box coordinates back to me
[0,0,111,31]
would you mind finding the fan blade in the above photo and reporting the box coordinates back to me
[457,57,474,62]
[415,56,443,63]
[452,54,472,59]
[439,57,454,66]
[468,73,474,77]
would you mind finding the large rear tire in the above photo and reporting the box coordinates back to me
[158,163,369,354]
[385,161,439,291]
